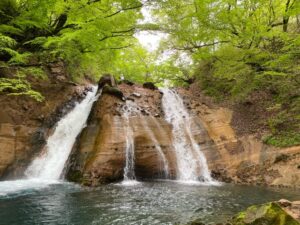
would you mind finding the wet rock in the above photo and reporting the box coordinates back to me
[185,219,206,225]
[98,74,117,89]
[126,97,135,102]
[274,154,290,164]
[132,92,141,98]
[102,85,125,101]
[143,82,157,90]
[279,200,300,221]
[67,86,178,185]
[120,79,134,86]
[231,202,300,225]
[278,199,292,207]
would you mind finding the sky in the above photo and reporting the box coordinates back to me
[135,7,163,52]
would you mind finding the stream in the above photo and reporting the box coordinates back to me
[0,181,300,225]
[0,87,299,225]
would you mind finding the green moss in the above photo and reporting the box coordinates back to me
[263,132,300,148]
[231,202,300,225]
[67,170,83,183]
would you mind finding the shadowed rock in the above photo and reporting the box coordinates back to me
[143,82,157,90]
[98,74,116,89]
[102,85,125,101]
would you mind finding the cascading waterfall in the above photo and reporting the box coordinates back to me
[25,86,99,180]
[121,102,138,184]
[161,88,215,183]
[141,117,169,178]
[0,86,99,196]
[122,115,136,181]
[121,101,170,184]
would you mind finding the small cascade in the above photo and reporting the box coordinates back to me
[141,118,169,178]
[161,88,214,183]
[121,102,138,185]
[120,100,170,184]
[123,115,136,181]
[25,86,99,180]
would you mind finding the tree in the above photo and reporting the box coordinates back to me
[0,0,146,98]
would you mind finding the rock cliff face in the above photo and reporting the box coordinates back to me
[2,68,299,188]
[178,87,300,188]
[67,84,178,186]
[0,64,91,179]
[68,81,300,187]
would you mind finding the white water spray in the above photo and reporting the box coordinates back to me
[141,117,169,178]
[161,89,215,184]
[121,102,139,186]
[25,86,99,180]
[0,86,99,196]
[123,116,136,182]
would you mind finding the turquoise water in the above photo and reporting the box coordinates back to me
[0,181,299,225]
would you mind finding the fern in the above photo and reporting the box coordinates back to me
[21,67,48,80]
[0,33,16,48]
[0,76,44,102]
[8,51,31,65]
[0,24,23,36]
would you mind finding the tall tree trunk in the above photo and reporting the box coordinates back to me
[283,0,291,32]
[283,16,289,32]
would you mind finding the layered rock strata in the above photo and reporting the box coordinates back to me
[0,65,91,179]
[178,87,300,188]
[67,83,183,186]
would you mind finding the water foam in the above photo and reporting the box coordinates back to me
[161,88,217,184]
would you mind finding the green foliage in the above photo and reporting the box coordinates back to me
[0,76,44,102]
[0,0,145,97]
[263,133,300,148]
[152,0,300,146]
[21,67,48,80]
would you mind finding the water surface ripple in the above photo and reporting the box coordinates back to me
[0,181,299,225]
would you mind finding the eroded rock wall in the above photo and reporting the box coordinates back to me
[67,84,179,186]
[0,65,91,179]
[179,88,300,188]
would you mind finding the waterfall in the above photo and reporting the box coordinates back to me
[25,86,99,180]
[121,102,138,185]
[123,115,136,181]
[0,86,99,196]
[161,88,214,183]
[121,101,170,184]
[141,117,169,178]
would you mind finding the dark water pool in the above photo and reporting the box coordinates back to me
[0,180,299,225]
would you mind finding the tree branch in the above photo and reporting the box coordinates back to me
[99,44,133,51]
[174,41,229,52]
[104,4,143,18]
[99,34,134,42]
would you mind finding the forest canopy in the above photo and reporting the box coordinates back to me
[0,0,300,146]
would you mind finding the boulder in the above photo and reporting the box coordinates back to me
[278,200,300,221]
[102,85,125,101]
[231,202,300,225]
[132,92,142,98]
[119,79,134,86]
[98,74,117,89]
[143,82,157,90]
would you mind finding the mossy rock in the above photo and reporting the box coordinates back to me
[102,85,125,101]
[231,202,300,225]
[67,170,83,182]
